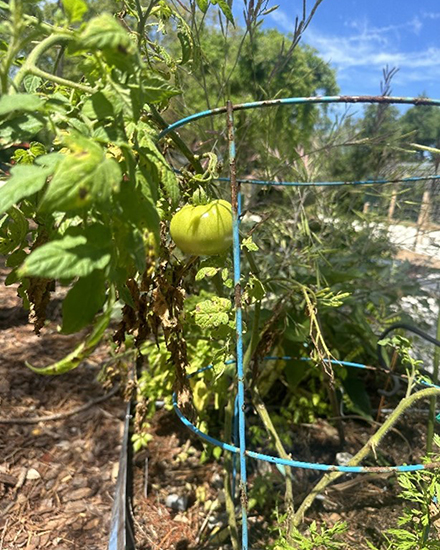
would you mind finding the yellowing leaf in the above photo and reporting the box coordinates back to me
[61,0,87,23]
[39,134,121,213]
[193,297,232,329]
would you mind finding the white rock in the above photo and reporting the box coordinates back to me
[26,468,41,480]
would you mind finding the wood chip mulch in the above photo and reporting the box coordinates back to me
[0,265,124,550]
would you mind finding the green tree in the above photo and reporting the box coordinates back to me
[169,24,338,180]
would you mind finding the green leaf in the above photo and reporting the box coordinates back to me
[6,248,27,268]
[82,14,135,51]
[10,148,31,165]
[262,5,279,16]
[0,207,28,254]
[39,134,122,213]
[11,141,46,165]
[20,224,113,279]
[61,0,87,22]
[92,124,128,145]
[46,93,72,117]
[0,164,52,215]
[196,266,220,281]
[193,379,209,411]
[241,235,258,251]
[0,94,44,117]
[61,271,106,334]
[285,360,309,390]
[342,377,372,419]
[25,294,114,374]
[29,141,46,157]
[35,152,64,169]
[138,131,179,205]
[0,113,45,146]
[23,75,42,93]
[141,74,179,103]
[5,269,19,286]
[176,16,195,65]
[193,296,231,329]
[80,13,136,70]
[196,0,209,12]
[213,0,234,24]
[82,90,118,121]
[212,446,222,459]
[118,172,160,243]
[113,176,159,272]
[247,274,265,301]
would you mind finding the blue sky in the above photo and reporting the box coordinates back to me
[260,0,440,99]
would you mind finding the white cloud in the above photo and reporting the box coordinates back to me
[422,11,440,19]
[268,9,440,93]
[345,16,423,39]
[267,9,296,33]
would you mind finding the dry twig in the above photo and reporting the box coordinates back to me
[0,385,120,424]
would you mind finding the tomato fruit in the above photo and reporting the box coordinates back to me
[170,199,233,256]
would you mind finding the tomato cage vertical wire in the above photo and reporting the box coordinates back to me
[158,95,440,550]
[227,100,249,549]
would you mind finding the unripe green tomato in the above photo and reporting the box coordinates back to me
[170,199,233,256]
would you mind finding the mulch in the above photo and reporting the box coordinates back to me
[0,265,124,550]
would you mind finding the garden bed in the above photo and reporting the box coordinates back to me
[0,262,438,549]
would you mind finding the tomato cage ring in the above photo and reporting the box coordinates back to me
[158,95,440,550]
[174,356,440,475]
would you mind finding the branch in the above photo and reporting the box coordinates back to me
[29,66,96,94]
[252,387,295,534]
[0,385,120,424]
[149,105,204,174]
[293,386,440,526]
[12,32,75,92]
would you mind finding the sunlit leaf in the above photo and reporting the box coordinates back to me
[61,0,87,22]
[20,224,113,279]
[0,94,44,117]
[213,0,234,24]
[196,0,209,12]
[80,13,136,70]
[39,134,122,212]
[0,164,53,215]
[193,296,232,329]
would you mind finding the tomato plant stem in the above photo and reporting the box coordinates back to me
[149,105,204,173]
[427,298,440,455]
[12,32,75,92]
[293,386,440,526]
[252,387,295,535]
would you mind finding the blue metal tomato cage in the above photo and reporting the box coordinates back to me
[159,96,440,549]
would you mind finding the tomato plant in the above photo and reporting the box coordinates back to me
[170,199,233,256]
[0,0,235,376]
